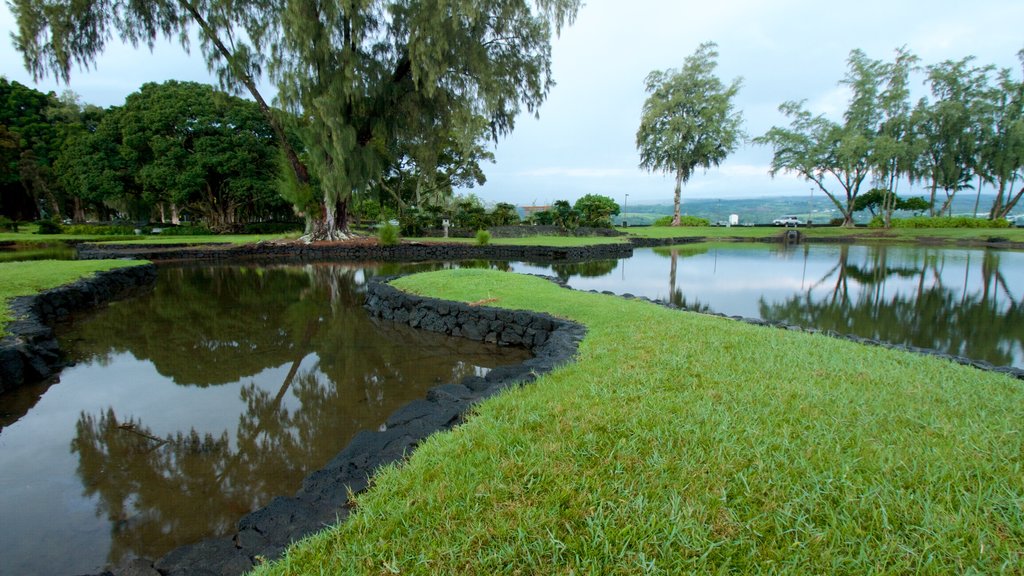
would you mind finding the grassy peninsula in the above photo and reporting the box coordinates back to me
[252,269,1024,575]
[0,260,147,336]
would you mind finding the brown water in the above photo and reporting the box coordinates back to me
[0,262,529,575]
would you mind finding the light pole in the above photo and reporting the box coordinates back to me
[623,193,629,227]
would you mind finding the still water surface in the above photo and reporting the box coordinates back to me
[511,243,1024,369]
[0,262,529,576]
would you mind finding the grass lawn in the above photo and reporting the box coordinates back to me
[0,225,301,245]
[0,260,148,336]
[621,225,1024,243]
[406,235,628,247]
[252,269,1024,575]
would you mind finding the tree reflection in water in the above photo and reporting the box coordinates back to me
[65,263,529,565]
[760,245,1024,366]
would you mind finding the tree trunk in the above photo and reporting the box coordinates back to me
[670,172,683,227]
[303,196,351,242]
[171,203,180,225]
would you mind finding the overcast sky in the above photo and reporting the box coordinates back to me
[3,0,1022,207]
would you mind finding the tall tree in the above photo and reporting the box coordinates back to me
[0,78,63,220]
[12,0,579,241]
[913,58,992,216]
[10,0,313,205]
[981,51,1024,220]
[757,49,894,228]
[636,42,744,226]
[869,47,921,227]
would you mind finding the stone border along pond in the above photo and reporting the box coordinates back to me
[80,277,586,576]
[0,264,158,395]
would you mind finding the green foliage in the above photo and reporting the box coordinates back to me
[654,215,709,226]
[572,194,619,228]
[875,216,1012,229]
[378,222,400,246]
[489,203,519,226]
[637,42,744,224]
[529,210,555,226]
[34,219,61,234]
[551,200,580,229]
[453,195,488,230]
[0,78,65,221]
[475,229,491,245]
[854,189,932,215]
[60,224,135,235]
[0,216,18,232]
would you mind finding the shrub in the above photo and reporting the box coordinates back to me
[378,222,400,246]
[60,224,136,235]
[653,215,709,227]
[35,220,62,234]
[159,225,214,236]
[0,216,18,232]
[475,229,491,246]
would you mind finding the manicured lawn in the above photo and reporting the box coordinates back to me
[0,260,148,336]
[252,269,1024,575]
[407,235,628,247]
[621,225,1024,243]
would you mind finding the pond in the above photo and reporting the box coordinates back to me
[0,241,77,263]
[510,243,1024,369]
[0,262,530,576]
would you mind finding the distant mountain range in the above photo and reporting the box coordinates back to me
[617,194,1017,226]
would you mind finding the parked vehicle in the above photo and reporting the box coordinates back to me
[772,215,802,227]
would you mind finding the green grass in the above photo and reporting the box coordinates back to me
[0,225,300,245]
[407,235,628,247]
[0,259,148,336]
[98,233,301,245]
[621,225,1024,243]
[252,269,1024,575]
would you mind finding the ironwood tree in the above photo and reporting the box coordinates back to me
[11,0,580,240]
[636,41,744,226]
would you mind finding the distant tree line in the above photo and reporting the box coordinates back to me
[1,78,295,230]
[757,47,1024,227]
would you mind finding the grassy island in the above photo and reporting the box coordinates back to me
[0,260,148,336]
[252,269,1024,575]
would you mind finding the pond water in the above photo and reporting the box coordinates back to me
[511,243,1024,369]
[0,241,76,263]
[0,262,529,576]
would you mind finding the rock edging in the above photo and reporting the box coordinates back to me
[77,240,634,263]
[105,277,585,576]
[0,264,158,394]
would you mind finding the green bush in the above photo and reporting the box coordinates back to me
[60,224,136,235]
[475,229,491,246]
[0,216,18,232]
[159,225,214,236]
[378,222,400,246]
[35,220,62,234]
[884,216,1011,229]
[653,215,709,227]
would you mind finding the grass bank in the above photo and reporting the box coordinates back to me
[406,235,628,247]
[252,269,1024,575]
[621,225,1024,244]
[0,260,147,336]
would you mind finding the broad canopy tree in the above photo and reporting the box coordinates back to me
[11,0,580,240]
[636,42,744,226]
